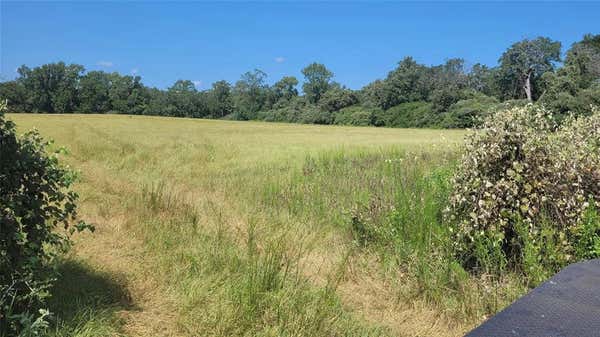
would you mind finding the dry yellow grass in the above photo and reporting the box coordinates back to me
[9,113,474,336]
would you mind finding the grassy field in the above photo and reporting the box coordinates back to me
[8,114,520,337]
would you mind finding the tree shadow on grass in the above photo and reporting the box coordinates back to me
[47,259,135,336]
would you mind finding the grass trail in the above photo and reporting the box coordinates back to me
[10,114,473,336]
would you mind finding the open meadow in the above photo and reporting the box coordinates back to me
[2,2,599,336]
[8,114,524,337]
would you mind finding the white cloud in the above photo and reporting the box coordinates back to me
[192,80,203,88]
[131,68,139,75]
[97,60,113,67]
[274,57,285,63]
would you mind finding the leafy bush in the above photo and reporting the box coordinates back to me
[297,105,333,124]
[0,82,28,112]
[257,107,298,123]
[333,106,377,126]
[540,84,600,120]
[0,101,90,336]
[447,104,600,279]
[318,86,358,112]
[430,88,463,113]
[494,99,530,110]
[374,101,437,128]
[258,99,334,125]
[440,95,499,128]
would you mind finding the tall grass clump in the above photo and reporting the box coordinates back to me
[448,105,600,284]
[132,177,387,336]
[0,101,91,336]
[319,149,517,320]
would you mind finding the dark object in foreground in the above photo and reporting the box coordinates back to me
[465,259,600,337]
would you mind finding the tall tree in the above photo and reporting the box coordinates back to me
[78,71,111,113]
[233,69,268,118]
[144,87,173,116]
[498,37,561,100]
[107,73,147,114]
[208,80,234,118]
[17,62,84,113]
[301,63,333,103]
[467,63,499,97]
[271,76,299,103]
[429,58,469,112]
[167,80,201,117]
[538,34,600,117]
[385,57,431,106]
[564,34,600,88]
[431,58,467,89]
[0,81,28,112]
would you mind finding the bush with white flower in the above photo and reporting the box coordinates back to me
[447,104,600,281]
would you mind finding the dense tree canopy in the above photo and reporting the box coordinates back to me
[233,69,269,119]
[498,37,561,100]
[17,62,84,113]
[167,80,202,117]
[271,76,299,106]
[78,71,111,113]
[1,34,598,128]
[208,80,234,118]
[301,63,333,104]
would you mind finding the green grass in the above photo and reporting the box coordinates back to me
[8,113,520,336]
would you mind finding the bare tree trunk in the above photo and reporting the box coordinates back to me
[523,68,533,101]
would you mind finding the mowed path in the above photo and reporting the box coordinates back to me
[59,159,183,336]
[10,114,469,336]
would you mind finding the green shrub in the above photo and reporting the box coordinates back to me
[495,99,530,110]
[333,106,377,126]
[318,87,358,112]
[447,105,600,279]
[297,105,333,124]
[374,101,437,128]
[257,107,298,123]
[440,95,499,128]
[572,204,600,260]
[257,97,333,124]
[0,101,91,336]
[430,88,462,113]
[539,84,600,120]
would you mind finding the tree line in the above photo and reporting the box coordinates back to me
[1,34,599,128]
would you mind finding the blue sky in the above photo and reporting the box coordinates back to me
[1,2,598,90]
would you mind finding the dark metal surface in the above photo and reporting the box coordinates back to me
[465,259,600,337]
